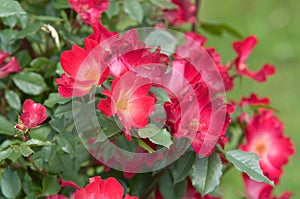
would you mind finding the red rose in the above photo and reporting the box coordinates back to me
[233,36,275,82]
[0,51,21,79]
[74,176,137,199]
[19,99,47,129]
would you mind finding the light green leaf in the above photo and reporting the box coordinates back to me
[150,0,177,9]
[171,151,196,184]
[0,148,13,162]
[13,72,48,95]
[149,129,172,148]
[25,139,52,146]
[138,124,161,138]
[225,150,274,185]
[20,143,34,157]
[124,0,143,23]
[201,21,243,39]
[144,29,178,56]
[44,93,71,108]
[0,0,26,17]
[150,87,171,102]
[0,115,14,136]
[190,152,223,195]
[1,167,21,198]
[35,15,63,22]
[105,1,119,18]
[5,90,21,111]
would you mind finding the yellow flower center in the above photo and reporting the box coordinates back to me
[116,96,130,112]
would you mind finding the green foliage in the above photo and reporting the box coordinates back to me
[190,152,223,196]
[225,150,274,185]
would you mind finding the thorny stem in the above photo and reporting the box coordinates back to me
[191,0,201,32]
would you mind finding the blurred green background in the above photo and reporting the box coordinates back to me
[201,0,300,198]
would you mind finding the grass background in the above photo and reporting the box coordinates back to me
[200,0,300,198]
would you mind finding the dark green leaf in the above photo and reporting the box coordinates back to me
[14,50,31,67]
[150,0,177,9]
[149,129,172,148]
[56,132,75,153]
[159,171,187,199]
[201,21,243,39]
[23,174,42,196]
[5,90,21,111]
[171,151,196,184]
[44,93,71,108]
[42,175,60,196]
[0,116,14,136]
[225,150,274,185]
[13,72,48,95]
[0,167,21,198]
[190,152,223,195]
[17,22,43,38]
[0,0,26,17]
[124,0,143,23]
[0,29,21,53]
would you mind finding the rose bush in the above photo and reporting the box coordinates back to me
[0,0,295,199]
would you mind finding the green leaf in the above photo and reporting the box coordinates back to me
[14,50,31,67]
[13,72,48,95]
[25,139,52,146]
[225,150,274,185]
[5,90,21,111]
[44,93,71,108]
[190,152,223,196]
[149,129,172,148]
[159,171,187,199]
[0,115,14,136]
[35,15,63,22]
[20,143,34,157]
[0,29,21,53]
[171,151,196,184]
[150,87,171,102]
[42,175,60,196]
[144,29,178,56]
[0,0,26,17]
[17,22,43,38]
[0,148,13,162]
[138,124,161,138]
[137,139,155,153]
[1,167,21,198]
[150,0,177,9]
[56,132,75,153]
[30,126,52,141]
[23,174,42,196]
[105,1,119,18]
[124,0,143,23]
[53,0,70,9]
[201,21,243,39]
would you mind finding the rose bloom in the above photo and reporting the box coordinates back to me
[243,174,293,199]
[19,99,47,129]
[74,176,137,199]
[164,0,196,25]
[233,36,275,82]
[239,109,294,184]
[0,51,21,78]
[68,0,109,25]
